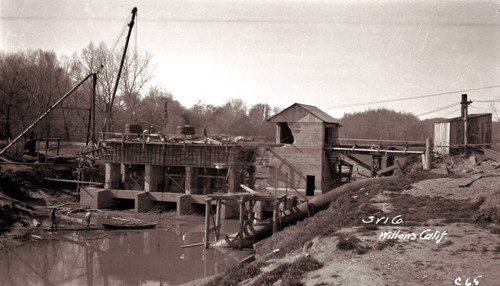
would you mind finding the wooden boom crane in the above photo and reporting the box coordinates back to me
[0,7,138,158]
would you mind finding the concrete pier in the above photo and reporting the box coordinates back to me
[83,138,259,216]
[105,162,120,189]
[144,165,163,192]
[184,167,197,194]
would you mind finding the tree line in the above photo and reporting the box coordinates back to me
[339,108,500,146]
[339,108,439,141]
[1,45,497,144]
[0,44,279,142]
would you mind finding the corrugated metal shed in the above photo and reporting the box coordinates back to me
[434,113,492,154]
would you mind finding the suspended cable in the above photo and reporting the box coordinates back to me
[472,100,499,103]
[440,107,461,118]
[110,20,128,54]
[416,102,456,117]
[470,106,494,110]
[323,84,500,109]
[96,13,130,74]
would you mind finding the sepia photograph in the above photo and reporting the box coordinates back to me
[1,0,499,285]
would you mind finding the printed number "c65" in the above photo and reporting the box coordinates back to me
[454,276,482,286]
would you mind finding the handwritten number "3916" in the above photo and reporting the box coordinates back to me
[454,276,482,286]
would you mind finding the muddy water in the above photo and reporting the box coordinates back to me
[0,219,251,285]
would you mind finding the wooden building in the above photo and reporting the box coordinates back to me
[266,103,342,194]
[434,113,492,154]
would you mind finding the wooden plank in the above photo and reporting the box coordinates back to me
[44,177,103,185]
[240,184,257,193]
[483,149,500,162]
[376,165,399,177]
[181,242,215,248]
[205,199,211,248]
[456,175,483,187]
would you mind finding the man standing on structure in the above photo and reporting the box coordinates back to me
[85,210,92,229]
[49,208,57,231]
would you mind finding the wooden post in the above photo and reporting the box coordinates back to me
[238,199,245,249]
[121,134,125,160]
[423,138,432,170]
[285,172,288,209]
[215,199,221,240]
[395,159,404,175]
[45,140,49,164]
[272,200,279,234]
[248,166,255,190]
[274,166,278,195]
[461,94,472,153]
[142,133,146,149]
[204,199,211,248]
[37,139,41,159]
[56,139,60,155]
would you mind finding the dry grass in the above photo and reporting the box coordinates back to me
[387,193,487,225]
[256,171,443,259]
[376,239,398,250]
[336,234,371,254]
[208,170,499,285]
[205,261,265,286]
[250,256,323,286]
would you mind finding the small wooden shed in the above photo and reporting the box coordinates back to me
[434,113,492,154]
[266,103,341,194]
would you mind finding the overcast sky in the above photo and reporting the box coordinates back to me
[1,0,500,119]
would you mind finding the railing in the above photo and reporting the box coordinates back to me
[337,138,426,148]
[327,138,428,155]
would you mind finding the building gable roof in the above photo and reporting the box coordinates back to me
[268,103,340,124]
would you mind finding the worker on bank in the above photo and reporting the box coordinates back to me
[85,210,92,229]
[49,208,57,231]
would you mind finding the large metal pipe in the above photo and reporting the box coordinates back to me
[214,176,399,248]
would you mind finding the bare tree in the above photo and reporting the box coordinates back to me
[77,42,155,132]
[120,51,155,122]
[27,50,72,138]
[0,52,30,138]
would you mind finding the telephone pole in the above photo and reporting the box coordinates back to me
[460,94,472,151]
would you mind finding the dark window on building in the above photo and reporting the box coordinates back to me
[306,175,315,196]
[325,127,332,145]
[279,122,294,144]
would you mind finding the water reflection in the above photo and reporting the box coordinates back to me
[0,220,250,286]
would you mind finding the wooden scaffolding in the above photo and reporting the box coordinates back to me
[204,193,287,249]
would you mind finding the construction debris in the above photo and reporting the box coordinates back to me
[483,148,500,162]
[455,175,483,187]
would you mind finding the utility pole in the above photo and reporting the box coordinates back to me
[91,73,96,142]
[461,94,472,151]
[86,73,97,145]
[164,101,168,134]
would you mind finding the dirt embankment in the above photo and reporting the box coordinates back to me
[0,162,81,245]
[2,147,500,285]
[206,154,500,286]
